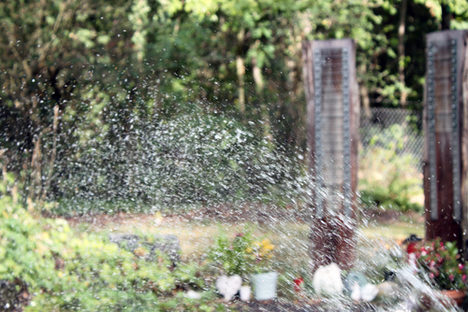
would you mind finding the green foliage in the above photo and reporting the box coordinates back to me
[0,185,222,311]
[53,111,293,214]
[4,0,466,204]
[360,186,421,213]
[208,232,275,276]
[359,124,423,212]
[209,233,255,276]
[3,0,468,216]
[0,196,58,298]
[173,263,206,290]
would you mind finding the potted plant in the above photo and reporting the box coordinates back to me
[208,232,257,301]
[249,238,277,301]
[414,238,468,305]
[208,232,255,277]
[208,233,277,301]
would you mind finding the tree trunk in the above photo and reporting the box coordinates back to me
[398,0,408,106]
[236,29,246,117]
[28,134,42,210]
[358,64,371,117]
[252,52,272,143]
[441,0,451,30]
[40,105,59,202]
[236,56,246,115]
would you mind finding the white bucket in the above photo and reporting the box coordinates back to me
[251,271,278,301]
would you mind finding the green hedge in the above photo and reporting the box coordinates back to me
[54,112,295,215]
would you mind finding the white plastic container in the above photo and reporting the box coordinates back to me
[251,271,278,301]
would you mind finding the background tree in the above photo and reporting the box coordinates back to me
[1,0,468,206]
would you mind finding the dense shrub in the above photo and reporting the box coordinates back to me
[359,124,423,213]
[54,111,297,215]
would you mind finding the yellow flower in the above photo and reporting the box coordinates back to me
[261,239,275,252]
[246,247,253,253]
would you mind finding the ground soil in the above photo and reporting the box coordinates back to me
[64,203,312,228]
[65,204,423,228]
[232,299,377,311]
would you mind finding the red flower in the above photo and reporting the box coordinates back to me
[294,277,304,292]
[420,247,428,256]
[407,242,417,254]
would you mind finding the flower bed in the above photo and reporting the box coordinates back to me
[414,239,468,291]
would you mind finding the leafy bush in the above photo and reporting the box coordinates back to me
[0,182,222,311]
[359,124,423,213]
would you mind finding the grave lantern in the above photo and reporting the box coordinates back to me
[424,30,468,249]
[302,39,359,270]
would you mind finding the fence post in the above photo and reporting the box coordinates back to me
[302,38,359,270]
[424,30,468,249]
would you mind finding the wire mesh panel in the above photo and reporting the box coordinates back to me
[302,38,359,270]
[316,48,348,213]
[423,30,468,247]
[303,39,359,218]
[360,107,423,171]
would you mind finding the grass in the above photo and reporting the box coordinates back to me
[361,221,424,241]
[68,212,424,258]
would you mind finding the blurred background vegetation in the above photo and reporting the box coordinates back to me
[359,123,424,213]
[1,0,468,213]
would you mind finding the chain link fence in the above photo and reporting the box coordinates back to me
[358,106,425,211]
[360,107,424,171]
